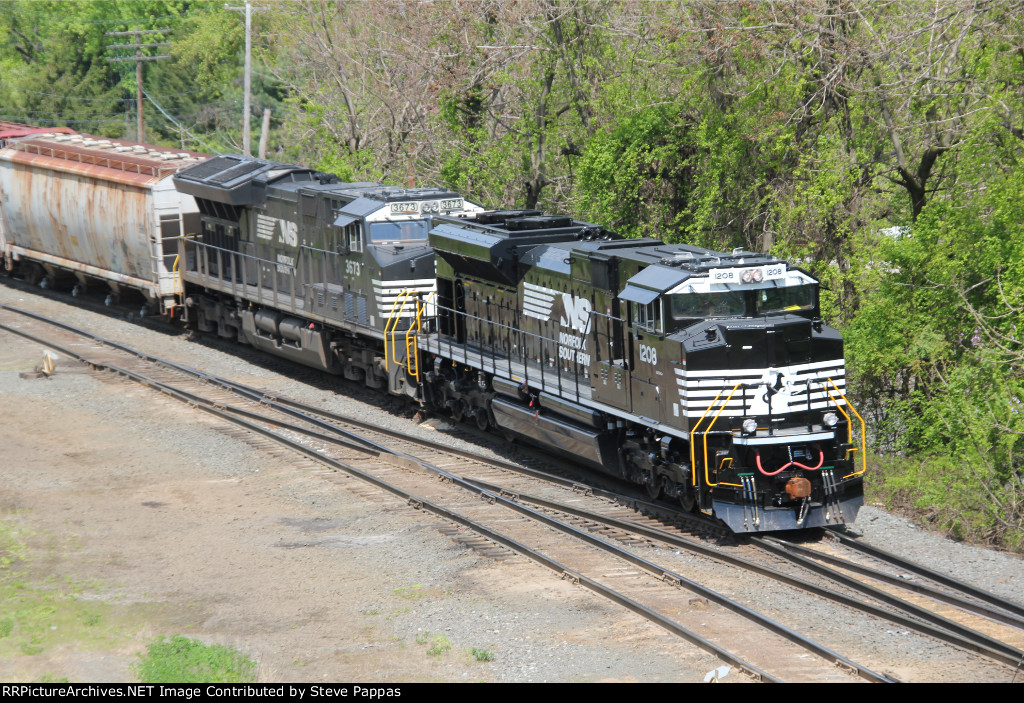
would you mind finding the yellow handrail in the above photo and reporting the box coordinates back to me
[824,377,868,478]
[404,291,435,382]
[171,254,181,293]
[702,384,742,488]
[688,383,742,487]
[383,289,413,373]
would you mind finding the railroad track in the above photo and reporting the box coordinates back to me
[3,302,1021,682]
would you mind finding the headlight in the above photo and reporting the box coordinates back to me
[742,418,758,434]
[823,412,839,428]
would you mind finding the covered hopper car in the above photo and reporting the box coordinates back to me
[0,130,205,313]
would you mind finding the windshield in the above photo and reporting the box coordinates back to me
[369,220,429,243]
[670,291,746,320]
[755,285,815,315]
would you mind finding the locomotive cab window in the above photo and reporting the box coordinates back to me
[670,291,746,327]
[755,284,815,315]
[369,220,429,243]
[634,299,663,334]
[345,222,363,253]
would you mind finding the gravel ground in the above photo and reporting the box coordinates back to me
[1,280,1022,683]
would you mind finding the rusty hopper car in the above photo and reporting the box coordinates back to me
[0,132,205,313]
[405,211,866,532]
[172,155,484,391]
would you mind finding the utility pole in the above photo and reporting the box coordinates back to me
[226,4,266,156]
[106,29,171,143]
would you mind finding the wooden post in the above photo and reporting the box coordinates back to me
[258,108,271,159]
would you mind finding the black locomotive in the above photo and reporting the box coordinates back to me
[408,211,865,532]
[170,156,864,533]
[172,155,483,389]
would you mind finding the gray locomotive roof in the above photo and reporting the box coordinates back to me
[173,155,315,205]
[175,154,465,207]
[578,239,784,274]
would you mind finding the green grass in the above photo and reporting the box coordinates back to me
[392,585,424,601]
[135,635,257,683]
[0,518,116,660]
[425,634,451,658]
[469,647,493,662]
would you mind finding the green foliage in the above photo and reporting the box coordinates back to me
[470,647,494,662]
[135,635,257,683]
[425,634,451,658]
[0,1,281,151]
[848,156,1024,547]
[576,100,693,240]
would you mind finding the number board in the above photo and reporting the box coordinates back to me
[708,263,787,284]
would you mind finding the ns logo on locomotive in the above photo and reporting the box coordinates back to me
[0,127,866,533]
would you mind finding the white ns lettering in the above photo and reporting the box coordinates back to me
[278,220,298,247]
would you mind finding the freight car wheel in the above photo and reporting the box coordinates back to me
[22,263,42,286]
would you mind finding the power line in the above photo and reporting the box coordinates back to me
[106,28,172,141]
[4,6,219,26]
[0,81,239,102]
[143,88,228,155]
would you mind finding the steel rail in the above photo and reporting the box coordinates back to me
[828,530,1024,620]
[770,538,1024,631]
[1,303,1006,678]
[753,537,1024,667]
[0,310,782,683]
[463,474,1019,674]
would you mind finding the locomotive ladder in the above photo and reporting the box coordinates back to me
[383,290,434,385]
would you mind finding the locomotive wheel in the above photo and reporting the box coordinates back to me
[644,475,662,501]
[678,486,696,513]
[451,399,467,423]
[475,408,489,431]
